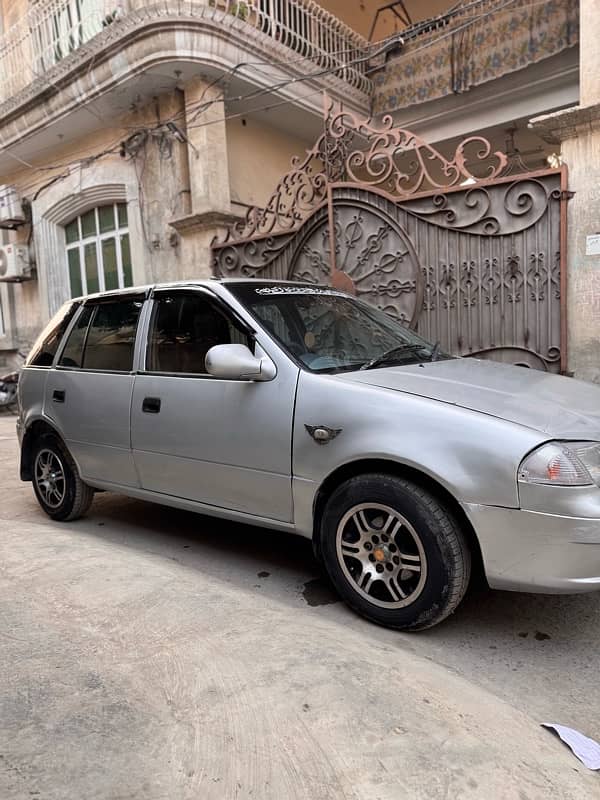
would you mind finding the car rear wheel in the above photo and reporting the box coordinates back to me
[32,435,94,521]
[320,473,471,631]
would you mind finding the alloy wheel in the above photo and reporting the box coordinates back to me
[34,448,67,509]
[336,502,427,608]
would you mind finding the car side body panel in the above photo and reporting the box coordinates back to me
[44,369,140,488]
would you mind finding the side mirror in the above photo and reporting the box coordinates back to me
[205,344,276,381]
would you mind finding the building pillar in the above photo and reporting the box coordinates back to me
[530,0,600,383]
[167,77,240,279]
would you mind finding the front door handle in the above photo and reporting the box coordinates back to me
[142,396,161,414]
[52,390,65,403]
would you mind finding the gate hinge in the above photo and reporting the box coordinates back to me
[559,190,575,201]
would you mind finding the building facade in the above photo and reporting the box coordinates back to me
[0,0,594,381]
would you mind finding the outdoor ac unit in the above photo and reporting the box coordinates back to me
[0,185,26,228]
[0,244,31,282]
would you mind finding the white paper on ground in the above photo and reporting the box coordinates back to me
[542,724,600,770]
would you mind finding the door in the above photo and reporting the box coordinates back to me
[130,288,298,522]
[45,295,145,486]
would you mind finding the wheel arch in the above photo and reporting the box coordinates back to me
[20,417,68,481]
[311,458,485,584]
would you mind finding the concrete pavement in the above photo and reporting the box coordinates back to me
[0,416,598,799]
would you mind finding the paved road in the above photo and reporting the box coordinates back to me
[0,415,598,799]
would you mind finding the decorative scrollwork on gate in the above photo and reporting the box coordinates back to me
[289,201,422,326]
[212,93,565,374]
[213,95,508,246]
[399,179,554,235]
[328,105,508,197]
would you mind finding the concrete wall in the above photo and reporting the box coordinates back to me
[563,126,600,382]
[0,0,28,31]
[227,116,310,209]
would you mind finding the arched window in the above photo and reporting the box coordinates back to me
[64,203,132,297]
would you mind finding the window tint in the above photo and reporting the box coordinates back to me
[58,300,142,371]
[58,306,93,368]
[250,302,293,343]
[83,301,142,371]
[27,302,79,367]
[147,293,250,374]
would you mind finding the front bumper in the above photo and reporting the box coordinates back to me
[463,503,600,593]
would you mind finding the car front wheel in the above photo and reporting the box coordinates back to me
[320,474,471,631]
[32,435,94,521]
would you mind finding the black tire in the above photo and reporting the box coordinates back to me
[31,434,94,521]
[319,473,471,631]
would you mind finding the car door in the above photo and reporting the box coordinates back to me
[44,294,145,487]
[130,288,298,522]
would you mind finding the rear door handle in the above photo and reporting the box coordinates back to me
[142,396,161,414]
[52,390,65,403]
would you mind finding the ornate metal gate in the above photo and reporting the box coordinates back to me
[213,98,567,372]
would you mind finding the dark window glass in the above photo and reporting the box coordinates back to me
[147,294,250,374]
[82,301,142,371]
[68,248,82,297]
[65,218,79,244]
[98,205,116,234]
[58,305,93,368]
[27,303,79,367]
[117,203,128,228]
[84,242,99,294]
[81,209,96,238]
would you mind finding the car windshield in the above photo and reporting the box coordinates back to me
[228,283,451,374]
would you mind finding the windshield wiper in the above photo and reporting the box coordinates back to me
[430,341,441,362]
[359,343,428,371]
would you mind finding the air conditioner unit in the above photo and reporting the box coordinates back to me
[0,244,31,282]
[0,185,26,228]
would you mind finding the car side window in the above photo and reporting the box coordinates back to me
[83,301,142,371]
[58,305,94,368]
[26,302,79,367]
[58,300,142,371]
[146,293,250,375]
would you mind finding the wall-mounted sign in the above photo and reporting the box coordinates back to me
[586,234,600,256]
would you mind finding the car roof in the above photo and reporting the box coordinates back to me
[70,278,326,303]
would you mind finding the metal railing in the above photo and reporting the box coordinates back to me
[0,0,122,103]
[235,0,371,93]
[0,0,371,105]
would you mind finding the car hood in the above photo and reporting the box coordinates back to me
[339,358,600,438]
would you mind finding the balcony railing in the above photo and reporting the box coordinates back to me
[0,0,119,103]
[0,0,371,106]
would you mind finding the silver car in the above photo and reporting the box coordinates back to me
[16,280,600,630]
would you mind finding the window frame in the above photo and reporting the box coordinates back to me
[54,293,147,375]
[64,203,131,297]
[141,287,256,380]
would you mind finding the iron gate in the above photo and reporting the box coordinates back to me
[213,98,567,372]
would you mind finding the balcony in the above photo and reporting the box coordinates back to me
[0,0,371,107]
[372,0,579,116]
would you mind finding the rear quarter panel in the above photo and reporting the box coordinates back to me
[18,368,49,435]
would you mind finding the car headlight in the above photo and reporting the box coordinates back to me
[518,441,600,487]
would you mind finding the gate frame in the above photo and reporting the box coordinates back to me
[213,94,570,373]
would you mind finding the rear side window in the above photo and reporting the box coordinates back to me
[58,300,142,372]
[26,302,79,367]
[59,306,93,368]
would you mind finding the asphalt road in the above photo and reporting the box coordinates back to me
[0,415,599,799]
